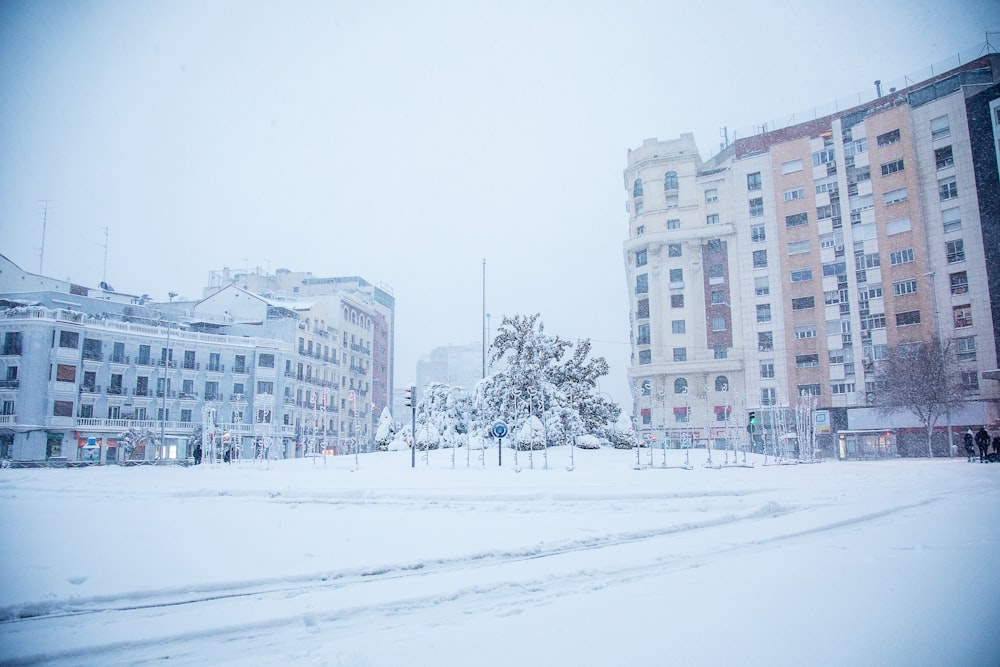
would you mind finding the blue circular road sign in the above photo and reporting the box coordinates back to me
[491,420,508,438]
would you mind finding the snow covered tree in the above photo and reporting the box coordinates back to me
[516,415,546,450]
[474,314,620,446]
[608,413,636,449]
[374,407,396,451]
[875,337,965,457]
[415,382,473,449]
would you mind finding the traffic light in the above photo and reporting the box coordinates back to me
[749,411,756,424]
[404,385,414,408]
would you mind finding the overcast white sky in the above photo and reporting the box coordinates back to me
[1,0,997,407]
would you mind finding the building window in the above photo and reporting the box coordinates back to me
[888,248,914,266]
[892,279,918,296]
[3,331,23,355]
[797,384,822,397]
[747,172,762,190]
[706,213,720,225]
[758,332,773,351]
[946,239,965,263]
[258,353,274,368]
[886,218,912,235]
[956,335,977,361]
[783,187,805,201]
[668,243,682,257]
[790,268,813,282]
[663,171,678,190]
[754,276,769,295]
[880,159,904,176]
[637,298,650,318]
[181,409,193,423]
[671,294,684,308]
[749,198,764,217]
[938,176,958,201]
[708,264,724,284]
[672,320,686,334]
[674,407,690,422]
[812,149,835,167]
[756,304,772,323]
[794,325,817,339]
[638,350,651,365]
[713,345,728,359]
[59,331,80,349]
[760,360,774,378]
[715,406,731,422]
[710,290,725,305]
[930,115,950,141]
[705,188,718,203]
[781,159,804,174]
[635,249,647,266]
[788,240,810,255]
[751,224,766,243]
[666,219,680,230]
[860,314,887,331]
[637,323,651,345]
[876,129,900,147]
[673,348,687,362]
[791,296,815,310]
[706,239,722,253]
[949,271,968,295]
[636,225,645,235]
[960,371,979,391]
[796,354,820,368]
[53,400,74,417]
[831,383,856,395]
[785,212,808,227]
[935,145,954,169]
[711,316,727,332]
[942,207,961,233]
[953,304,973,328]
[761,388,777,406]
[752,250,767,268]
[55,364,76,382]
[669,268,684,285]
[632,178,643,197]
[635,274,648,294]
[665,194,679,208]
[883,188,908,205]
[674,378,688,394]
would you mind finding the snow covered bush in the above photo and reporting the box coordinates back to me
[575,434,601,449]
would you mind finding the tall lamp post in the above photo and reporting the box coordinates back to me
[158,291,177,461]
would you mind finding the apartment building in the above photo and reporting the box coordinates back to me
[624,55,1000,454]
[0,254,388,462]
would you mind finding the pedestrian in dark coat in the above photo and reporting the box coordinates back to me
[193,444,202,465]
[964,430,975,462]
[976,427,990,463]
[992,435,1000,463]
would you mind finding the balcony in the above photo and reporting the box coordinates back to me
[134,388,149,397]
[0,414,15,425]
[206,364,224,374]
[82,350,104,362]
[107,385,125,395]
[80,384,101,394]
[0,379,19,389]
[157,360,178,368]
[1,344,22,356]
[109,353,129,365]
[182,361,200,371]
[179,392,199,400]
[136,357,155,367]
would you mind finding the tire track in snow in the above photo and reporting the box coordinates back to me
[0,496,939,665]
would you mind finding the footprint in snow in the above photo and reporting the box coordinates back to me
[68,576,88,585]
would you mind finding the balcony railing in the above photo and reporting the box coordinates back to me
[0,414,15,425]
[1,345,22,356]
[109,354,129,364]
[82,350,104,361]
[0,379,19,389]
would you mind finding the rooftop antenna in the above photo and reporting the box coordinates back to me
[37,199,53,274]
[100,226,110,283]
[983,31,998,56]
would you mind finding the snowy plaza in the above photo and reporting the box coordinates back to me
[2,446,998,666]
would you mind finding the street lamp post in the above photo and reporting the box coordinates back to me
[158,291,177,461]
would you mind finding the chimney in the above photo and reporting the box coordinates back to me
[874,80,883,98]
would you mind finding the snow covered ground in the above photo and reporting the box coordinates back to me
[1,447,998,666]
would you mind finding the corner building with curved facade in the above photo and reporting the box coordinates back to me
[623,54,1000,454]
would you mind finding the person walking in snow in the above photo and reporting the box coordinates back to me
[975,426,990,463]
[963,430,975,462]
[991,434,1000,463]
